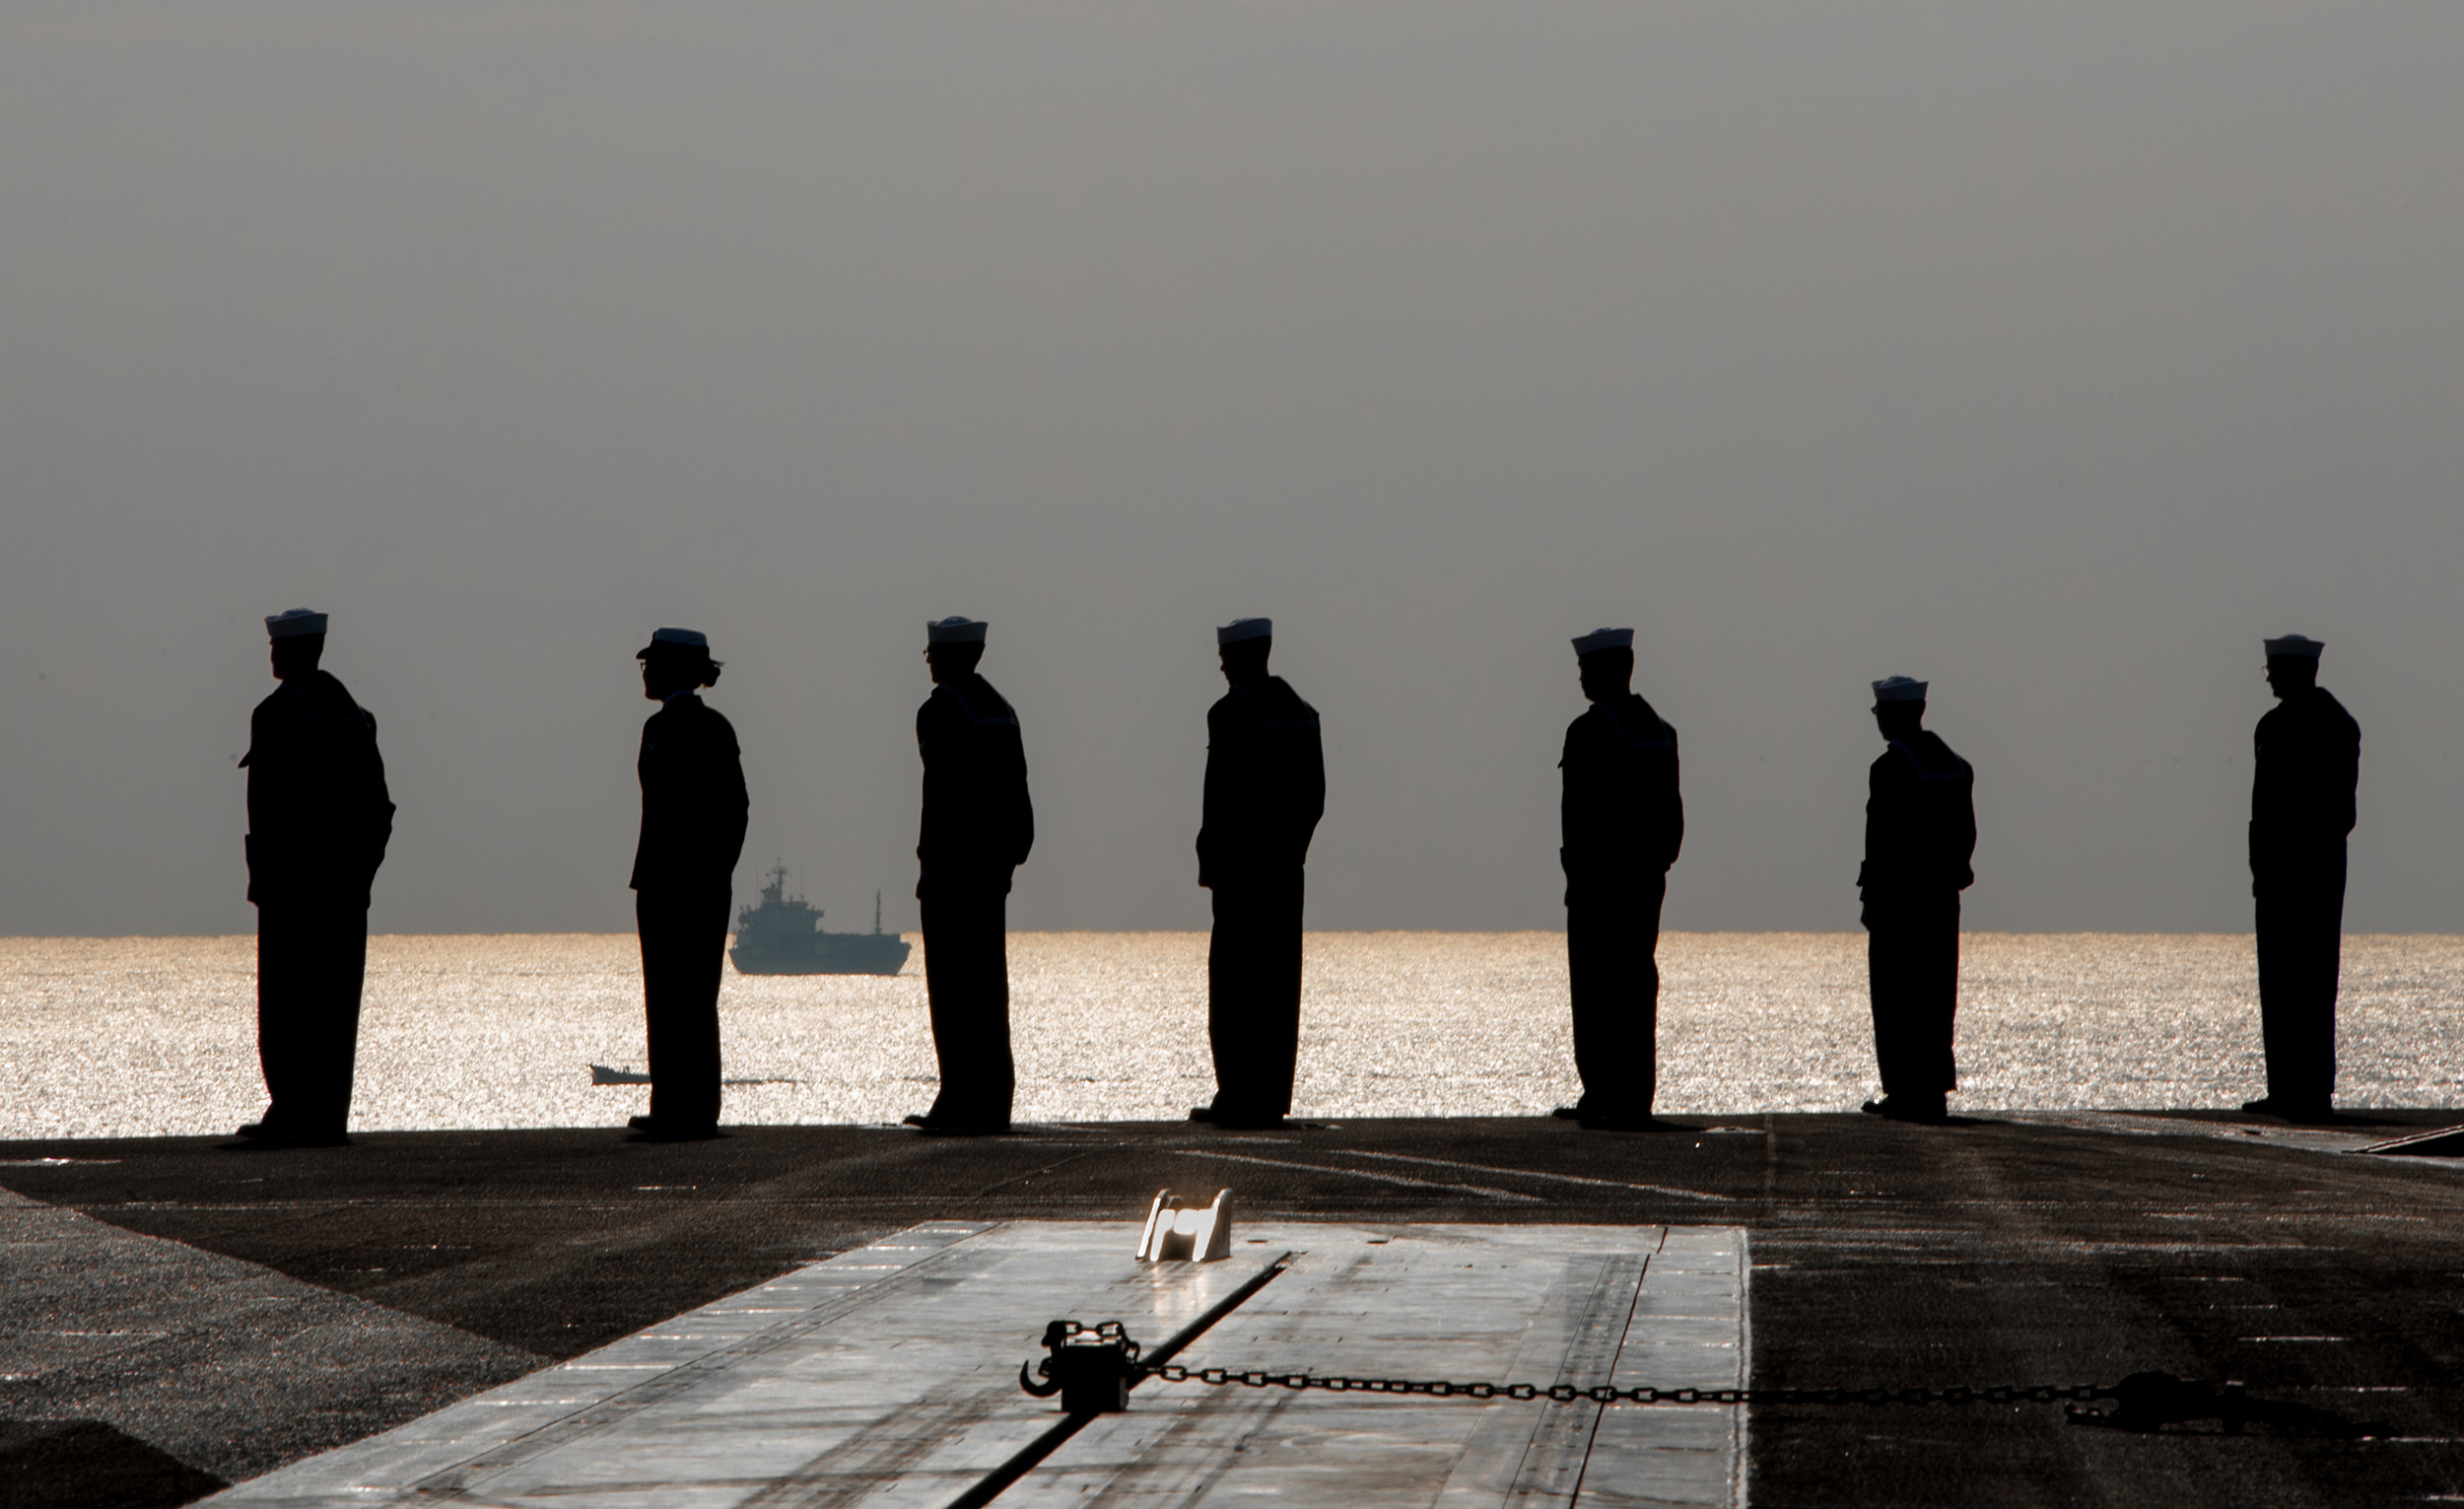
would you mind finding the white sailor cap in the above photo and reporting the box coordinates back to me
[1216,617,1273,646]
[1571,627,1633,655]
[926,616,989,645]
[638,627,711,657]
[2264,634,2324,658]
[1871,675,1929,703]
[265,608,328,639]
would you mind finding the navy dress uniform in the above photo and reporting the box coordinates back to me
[1194,618,1326,1129]
[2245,635,2361,1122]
[911,616,1035,1133]
[1858,676,1976,1124]
[240,608,394,1147]
[1557,628,1684,1130]
[630,628,749,1139]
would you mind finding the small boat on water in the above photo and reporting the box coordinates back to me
[729,864,913,976]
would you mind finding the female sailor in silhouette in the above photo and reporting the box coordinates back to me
[628,628,749,1141]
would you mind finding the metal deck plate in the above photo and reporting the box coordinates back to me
[204,1220,1747,1508]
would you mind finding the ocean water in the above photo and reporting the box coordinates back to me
[1,933,2458,1140]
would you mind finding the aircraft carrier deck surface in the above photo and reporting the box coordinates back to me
[4,1109,2461,1507]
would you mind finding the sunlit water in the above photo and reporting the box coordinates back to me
[1,933,2458,1139]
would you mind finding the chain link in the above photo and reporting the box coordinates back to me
[1140,1363,2112,1409]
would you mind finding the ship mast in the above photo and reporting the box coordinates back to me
[873,890,883,934]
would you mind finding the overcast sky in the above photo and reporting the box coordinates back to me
[2,2,2458,937]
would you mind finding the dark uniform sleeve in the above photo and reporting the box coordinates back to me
[1196,697,1242,887]
[349,712,395,897]
[992,697,1034,870]
[916,694,953,888]
[1558,713,1601,884]
[1948,757,1977,891]
[1653,724,1684,873]
[1291,705,1327,861]
[1857,755,1887,896]
[706,709,750,882]
[1859,750,1923,897]
[630,713,661,891]
[916,694,940,871]
[242,695,296,906]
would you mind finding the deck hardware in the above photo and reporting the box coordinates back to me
[1128,1360,2391,1437]
[1019,1320,1142,1414]
[1136,1188,1233,1262]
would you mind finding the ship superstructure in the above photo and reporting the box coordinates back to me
[729,864,913,976]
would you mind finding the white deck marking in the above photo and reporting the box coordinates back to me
[1170,1147,1547,1202]
[1338,1149,1740,1202]
[1996,1109,2391,1156]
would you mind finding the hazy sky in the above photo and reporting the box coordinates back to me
[3,2,2458,937]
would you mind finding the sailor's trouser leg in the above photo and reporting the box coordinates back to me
[1207,874,1306,1119]
[638,889,728,1129]
[1866,893,1960,1099]
[255,902,369,1138]
[1565,875,1666,1119]
[2256,855,2346,1110]
[920,885,1015,1127]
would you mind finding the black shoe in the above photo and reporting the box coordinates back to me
[236,1122,347,1147]
[1211,1113,1288,1132]
[1188,1105,1219,1124]
[1860,1099,1888,1117]
[239,1125,346,1147]
[1865,1095,1947,1125]
[1578,1112,1665,1132]
[628,1115,659,1132]
[916,1120,1011,1137]
[2243,1096,2332,1124]
[905,1110,1009,1135]
[1550,1105,1584,1121]
[626,1123,722,1143]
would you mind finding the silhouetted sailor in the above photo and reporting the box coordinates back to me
[1193,618,1326,1130]
[908,616,1034,1134]
[1553,628,1683,1131]
[239,608,394,1147]
[2242,634,2361,1124]
[628,628,748,1142]
[1857,675,1975,1125]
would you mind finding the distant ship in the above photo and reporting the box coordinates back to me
[729,864,913,976]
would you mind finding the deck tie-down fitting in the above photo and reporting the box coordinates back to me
[1136,1188,1233,1263]
[1018,1320,1141,1414]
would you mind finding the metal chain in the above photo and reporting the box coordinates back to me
[1140,1363,2112,1409]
